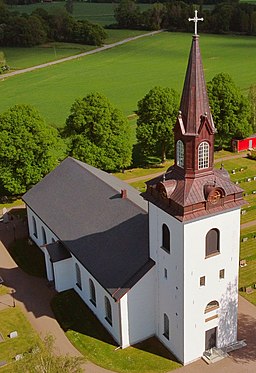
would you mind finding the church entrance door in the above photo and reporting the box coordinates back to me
[205,327,217,350]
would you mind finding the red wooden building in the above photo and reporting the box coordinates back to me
[232,134,256,152]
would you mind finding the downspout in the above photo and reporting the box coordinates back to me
[118,299,123,349]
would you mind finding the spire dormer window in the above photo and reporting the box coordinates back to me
[198,142,209,169]
[176,140,184,168]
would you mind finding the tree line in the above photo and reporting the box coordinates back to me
[0,72,254,197]
[0,2,107,47]
[113,0,256,35]
[4,0,239,5]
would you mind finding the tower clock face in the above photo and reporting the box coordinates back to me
[208,189,221,204]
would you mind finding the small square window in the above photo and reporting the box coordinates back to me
[200,276,205,286]
[164,268,168,279]
[219,269,225,279]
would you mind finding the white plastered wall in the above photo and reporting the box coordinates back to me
[71,256,121,345]
[149,202,241,365]
[149,203,185,363]
[119,266,155,347]
[183,208,240,364]
[27,206,59,282]
[53,258,74,292]
[27,206,58,249]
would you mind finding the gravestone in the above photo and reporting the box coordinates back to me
[9,331,18,339]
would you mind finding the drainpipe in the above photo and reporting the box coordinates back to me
[118,300,123,348]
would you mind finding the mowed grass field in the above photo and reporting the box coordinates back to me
[1,29,147,70]
[1,43,95,70]
[1,32,256,128]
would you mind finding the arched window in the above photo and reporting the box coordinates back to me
[163,313,169,340]
[75,263,82,290]
[205,229,220,257]
[162,224,170,253]
[89,279,96,306]
[41,226,47,245]
[176,140,184,168]
[105,296,112,326]
[205,300,219,314]
[32,216,37,238]
[198,141,209,169]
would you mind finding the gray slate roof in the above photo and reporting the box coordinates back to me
[23,157,154,300]
[45,241,71,263]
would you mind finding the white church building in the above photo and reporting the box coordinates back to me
[23,24,245,365]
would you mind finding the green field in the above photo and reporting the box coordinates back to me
[1,32,256,128]
[1,43,95,70]
[1,30,148,70]
[7,2,151,26]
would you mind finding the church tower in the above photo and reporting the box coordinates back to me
[143,13,245,364]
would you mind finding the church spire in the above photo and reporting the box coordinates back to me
[143,12,245,221]
[174,14,215,178]
[178,31,215,137]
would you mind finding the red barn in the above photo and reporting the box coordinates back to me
[231,134,256,152]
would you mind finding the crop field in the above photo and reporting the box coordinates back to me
[7,2,151,26]
[1,32,256,128]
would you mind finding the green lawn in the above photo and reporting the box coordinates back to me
[1,32,256,127]
[105,29,150,44]
[51,290,181,373]
[239,235,256,305]
[115,160,173,180]
[0,307,41,371]
[8,239,46,278]
[0,199,24,210]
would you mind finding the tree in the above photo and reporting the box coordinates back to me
[207,73,252,149]
[142,3,166,30]
[1,15,47,47]
[64,92,132,171]
[71,20,107,46]
[65,0,73,15]
[0,51,5,67]
[114,0,141,29]
[0,51,8,73]
[15,335,85,372]
[136,86,179,163]
[0,105,66,195]
[248,84,256,132]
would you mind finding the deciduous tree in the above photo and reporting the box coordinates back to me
[248,84,256,132]
[64,92,132,171]
[114,0,141,29]
[136,86,179,163]
[207,73,252,149]
[0,105,66,195]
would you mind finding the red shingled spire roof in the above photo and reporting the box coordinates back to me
[178,35,215,136]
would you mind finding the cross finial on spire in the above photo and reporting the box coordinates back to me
[188,10,203,36]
